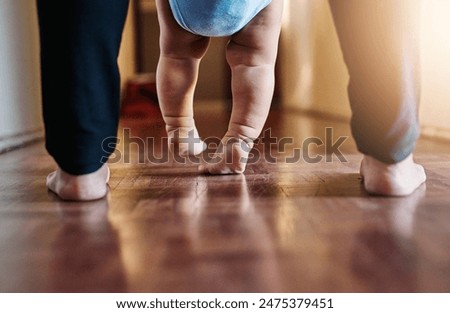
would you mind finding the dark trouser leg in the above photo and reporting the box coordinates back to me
[329,0,422,164]
[37,0,129,175]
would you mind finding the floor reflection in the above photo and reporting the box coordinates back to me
[1,105,449,292]
[109,174,282,292]
[49,197,127,292]
[351,185,426,292]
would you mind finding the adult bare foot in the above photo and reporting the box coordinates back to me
[46,164,110,201]
[360,154,426,196]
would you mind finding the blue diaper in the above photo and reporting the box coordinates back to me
[169,0,272,37]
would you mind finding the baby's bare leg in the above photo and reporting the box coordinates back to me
[156,0,209,157]
[202,0,283,174]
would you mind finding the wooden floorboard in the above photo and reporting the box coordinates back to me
[0,103,449,292]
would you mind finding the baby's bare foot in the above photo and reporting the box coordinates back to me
[200,136,253,174]
[360,154,426,196]
[167,126,206,157]
[46,164,110,201]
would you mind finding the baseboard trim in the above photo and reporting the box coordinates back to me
[282,107,351,124]
[421,125,450,143]
[283,107,450,143]
[0,129,44,154]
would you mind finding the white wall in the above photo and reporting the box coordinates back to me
[420,1,450,139]
[280,0,450,140]
[0,0,43,151]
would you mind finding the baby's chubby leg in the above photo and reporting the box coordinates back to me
[202,0,283,174]
[156,0,209,158]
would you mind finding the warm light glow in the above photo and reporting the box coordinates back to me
[421,0,450,70]
[281,0,290,28]
[423,1,450,51]
[419,0,450,135]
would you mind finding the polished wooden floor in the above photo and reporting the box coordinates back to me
[1,103,449,292]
